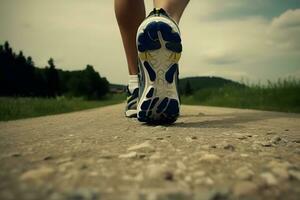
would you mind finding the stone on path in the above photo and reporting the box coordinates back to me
[260,172,278,186]
[235,166,254,180]
[118,152,138,159]
[145,164,170,180]
[20,166,55,182]
[199,153,220,162]
[127,141,155,153]
[289,170,300,181]
[233,181,258,197]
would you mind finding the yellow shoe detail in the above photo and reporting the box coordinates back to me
[139,52,147,60]
[169,52,181,62]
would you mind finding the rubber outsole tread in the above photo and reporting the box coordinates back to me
[165,64,178,84]
[137,97,179,124]
[144,61,156,82]
[137,22,182,53]
[146,88,154,98]
[137,20,181,124]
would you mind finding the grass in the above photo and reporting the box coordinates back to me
[1,78,299,121]
[181,78,300,113]
[0,93,125,121]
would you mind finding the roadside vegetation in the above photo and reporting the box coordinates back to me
[0,93,125,121]
[181,78,300,113]
[0,41,125,121]
[1,41,299,121]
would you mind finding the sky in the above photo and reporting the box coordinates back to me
[0,0,300,84]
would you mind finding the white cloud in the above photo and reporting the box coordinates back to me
[0,1,299,84]
[179,6,300,82]
[271,9,300,28]
[268,9,300,51]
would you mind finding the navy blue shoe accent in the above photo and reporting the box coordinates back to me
[127,88,139,103]
[158,22,182,53]
[165,99,179,116]
[165,64,178,84]
[166,42,182,53]
[138,111,146,119]
[125,86,138,118]
[148,111,152,116]
[148,22,159,41]
[146,88,154,98]
[137,22,182,53]
[144,61,156,82]
[138,97,179,124]
[158,22,180,43]
[137,22,161,52]
[141,99,151,110]
[150,97,159,109]
[157,97,169,113]
[138,98,179,124]
[127,101,136,110]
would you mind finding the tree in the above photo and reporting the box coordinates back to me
[184,80,193,96]
[0,41,110,99]
[45,58,60,97]
[83,65,109,99]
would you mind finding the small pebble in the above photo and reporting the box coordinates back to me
[127,141,155,153]
[193,171,206,177]
[149,152,162,160]
[237,136,247,140]
[199,153,220,162]
[266,131,276,135]
[261,142,272,147]
[185,137,194,142]
[270,136,282,144]
[118,152,137,159]
[289,170,300,181]
[240,153,249,158]
[235,166,254,180]
[272,167,289,180]
[260,172,278,186]
[224,144,235,151]
[20,167,55,181]
[43,156,53,160]
[233,181,258,197]
[146,164,167,180]
[164,171,174,181]
[10,153,22,157]
[195,177,214,186]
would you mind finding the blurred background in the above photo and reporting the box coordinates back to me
[0,0,300,120]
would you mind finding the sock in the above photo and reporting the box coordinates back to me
[128,75,139,93]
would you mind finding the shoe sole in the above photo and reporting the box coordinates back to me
[136,17,182,124]
[125,110,137,118]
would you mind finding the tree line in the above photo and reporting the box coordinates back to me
[0,41,109,99]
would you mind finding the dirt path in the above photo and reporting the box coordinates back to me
[0,104,300,200]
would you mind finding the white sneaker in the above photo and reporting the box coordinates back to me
[136,8,182,124]
[125,86,138,118]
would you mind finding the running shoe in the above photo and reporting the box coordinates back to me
[136,8,182,124]
[125,86,139,118]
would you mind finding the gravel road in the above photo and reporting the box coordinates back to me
[0,104,300,200]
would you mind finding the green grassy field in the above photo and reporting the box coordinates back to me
[1,79,299,121]
[0,93,125,121]
[181,79,300,113]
